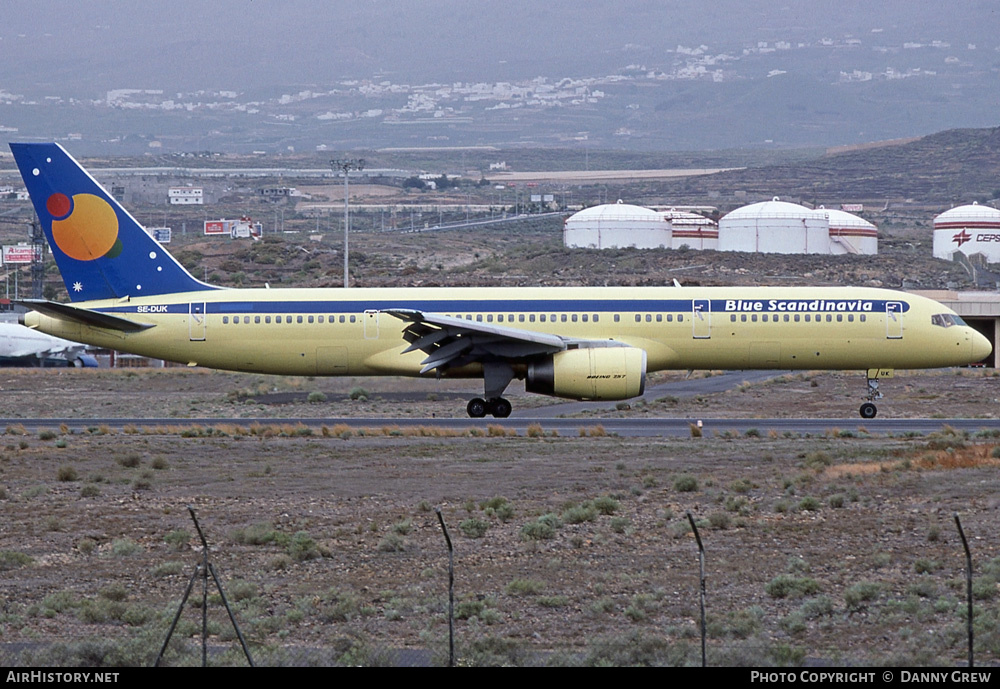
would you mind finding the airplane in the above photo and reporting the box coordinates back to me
[7,142,993,419]
[0,321,97,368]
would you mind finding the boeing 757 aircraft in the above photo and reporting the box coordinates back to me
[8,143,992,418]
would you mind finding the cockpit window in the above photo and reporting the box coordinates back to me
[931,313,965,328]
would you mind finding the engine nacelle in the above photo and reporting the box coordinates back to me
[526,347,647,401]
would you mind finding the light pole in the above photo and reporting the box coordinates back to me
[330,158,365,288]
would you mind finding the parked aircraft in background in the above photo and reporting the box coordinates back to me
[8,143,992,417]
[0,322,96,367]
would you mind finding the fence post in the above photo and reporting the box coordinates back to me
[954,512,973,668]
[437,508,455,667]
[687,511,706,668]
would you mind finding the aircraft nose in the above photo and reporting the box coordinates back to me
[971,329,993,364]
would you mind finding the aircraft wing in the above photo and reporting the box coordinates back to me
[383,308,567,374]
[17,299,154,333]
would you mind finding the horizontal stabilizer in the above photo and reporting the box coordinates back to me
[17,299,154,333]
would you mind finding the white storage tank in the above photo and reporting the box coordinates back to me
[719,197,829,254]
[932,202,1000,262]
[564,201,671,249]
[658,208,719,250]
[823,207,878,255]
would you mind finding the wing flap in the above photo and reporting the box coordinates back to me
[384,308,566,374]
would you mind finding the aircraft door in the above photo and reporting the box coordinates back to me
[189,302,206,341]
[692,299,711,339]
[364,309,379,340]
[886,301,903,339]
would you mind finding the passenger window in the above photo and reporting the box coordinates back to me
[752,314,757,322]
[741,314,747,322]
[614,314,620,322]
[656,314,662,322]
[593,315,599,322]
[561,314,567,322]
[645,314,652,322]
[860,315,866,323]
[519,315,525,322]
[223,316,229,324]
[582,314,588,322]
[794,315,800,322]
[634,315,641,323]
[540,315,546,322]
[677,314,683,322]
[244,316,250,324]
[487,315,493,322]
[530,315,536,322]
[572,314,578,322]
[254,316,261,324]
[667,314,673,322]
[350,315,356,323]
[476,315,483,322]
[836,314,842,322]
[731,314,737,322]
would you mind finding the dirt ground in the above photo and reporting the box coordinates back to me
[1,367,999,667]
[0,366,997,421]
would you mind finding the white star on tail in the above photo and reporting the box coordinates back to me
[72,282,83,292]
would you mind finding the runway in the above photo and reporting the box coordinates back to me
[2,415,997,438]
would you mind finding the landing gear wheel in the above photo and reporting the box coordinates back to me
[490,397,512,418]
[859,402,878,419]
[467,398,488,418]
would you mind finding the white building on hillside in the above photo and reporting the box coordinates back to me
[168,187,203,205]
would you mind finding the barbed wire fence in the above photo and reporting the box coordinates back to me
[1,506,989,667]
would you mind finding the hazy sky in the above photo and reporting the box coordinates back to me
[3,0,996,93]
[1,1,997,151]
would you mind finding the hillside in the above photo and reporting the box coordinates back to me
[652,128,1000,206]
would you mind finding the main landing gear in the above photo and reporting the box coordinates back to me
[467,361,515,418]
[467,397,512,418]
[859,371,883,419]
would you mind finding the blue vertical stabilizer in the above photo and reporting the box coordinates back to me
[9,143,215,301]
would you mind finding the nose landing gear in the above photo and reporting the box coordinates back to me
[859,369,889,419]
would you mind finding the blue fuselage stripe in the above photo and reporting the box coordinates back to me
[101,298,910,315]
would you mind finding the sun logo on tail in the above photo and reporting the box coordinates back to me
[46,193,122,261]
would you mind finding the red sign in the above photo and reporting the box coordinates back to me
[2,245,41,264]
[205,220,226,235]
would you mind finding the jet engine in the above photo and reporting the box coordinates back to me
[526,346,647,401]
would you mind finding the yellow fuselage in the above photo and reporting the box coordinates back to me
[24,285,990,382]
